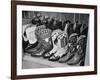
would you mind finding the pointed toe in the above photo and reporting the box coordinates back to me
[43,52,52,58]
[49,55,60,61]
[67,53,85,65]
[31,48,45,57]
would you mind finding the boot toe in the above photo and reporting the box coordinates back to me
[59,57,67,63]
[43,52,51,58]
[67,57,80,65]
[49,55,60,61]
[31,48,45,57]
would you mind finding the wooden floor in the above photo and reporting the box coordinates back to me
[22,54,80,69]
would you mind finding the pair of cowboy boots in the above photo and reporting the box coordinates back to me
[59,35,86,65]
[25,25,53,57]
[58,33,78,63]
[44,30,68,61]
[23,24,38,54]
[43,29,62,58]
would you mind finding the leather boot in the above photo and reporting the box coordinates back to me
[59,51,74,63]
[59,44,77,63]
[31,46,45,57]
[67,51,85,65]
[25,42,42,53]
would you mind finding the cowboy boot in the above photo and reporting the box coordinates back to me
[43,31,60,58]
[31,27,52,57]
[31,38,52,57]
[42,38,53,58]
[59,43,77,63]
[67,52,85,65]
[59,51,75,63]
[31,44,45,57]
[25,41,42,53]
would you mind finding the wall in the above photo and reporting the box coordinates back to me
[0,0,100,80]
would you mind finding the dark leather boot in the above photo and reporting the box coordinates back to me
[67,52,85,65]
[59,44,77,63]
[59,51,74,63]
[25,42,41,53]
[25,41,39,51]
[31,46,45,57]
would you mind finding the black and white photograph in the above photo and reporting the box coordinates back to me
[22,11,89,69]
[11,1,97,79]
